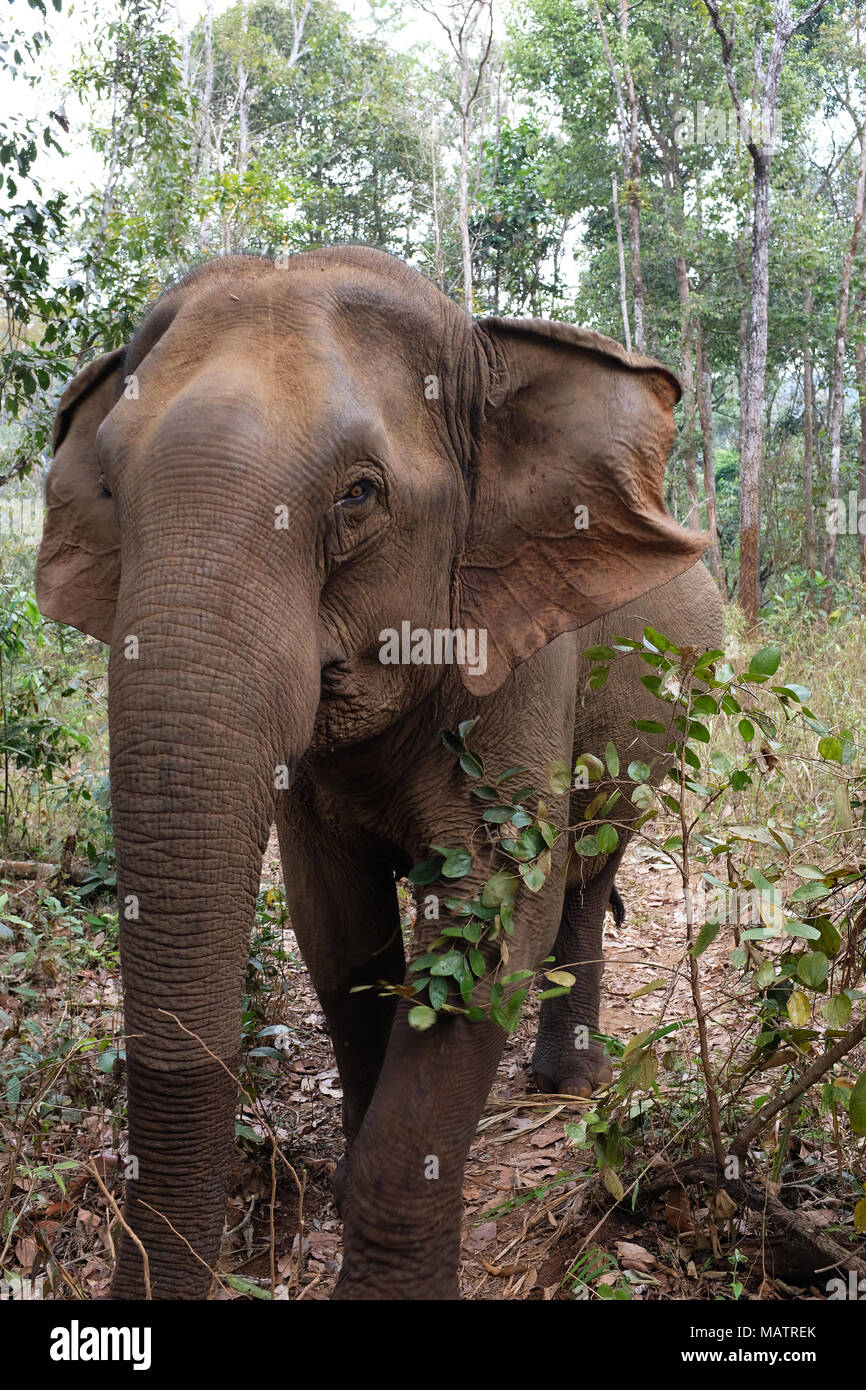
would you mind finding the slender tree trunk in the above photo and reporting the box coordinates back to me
[199,0,214,183]
[593,0,645,350]
[611,172,631,350]
[824,117,866,600]
[854,292,866,588]
[431,116,444,290]
[803,285,817,573]
[676,254,700,526]
[704,0,831,626]
[458,49,473,309]
[620,0,645,351]
[736,234,750,483]
[695,319,726,596]
[427,1,492,312]
[737,155,773,625]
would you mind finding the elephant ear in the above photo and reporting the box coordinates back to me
[36,349,125,643]
[458,317,709,695]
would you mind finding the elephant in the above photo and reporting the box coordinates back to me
[35,246,723,1300]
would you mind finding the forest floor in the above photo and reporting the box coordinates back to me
[1,828,863,1302]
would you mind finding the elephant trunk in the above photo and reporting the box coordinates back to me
[107,571,318,1299]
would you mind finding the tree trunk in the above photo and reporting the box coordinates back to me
[458,49,473,310]
[592,0,644,350]
[704,0,831,625]
[611,172,631,350]
[620,0,645,351]
[695,318,726,595]
[198,0,214,184]
[854,292,866,588]
[738,152,772,626]
[824,117,866,600]
[803,284,817,573]
[676,254,700,527]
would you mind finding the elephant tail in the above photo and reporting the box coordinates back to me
[608,884,626,928]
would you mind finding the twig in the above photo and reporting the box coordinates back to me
[87,1159,152,1300]
[138,1200,225,1295]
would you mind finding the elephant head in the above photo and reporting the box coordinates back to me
[36,247,707,1296]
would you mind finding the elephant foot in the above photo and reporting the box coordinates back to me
[529,1040,613,1099]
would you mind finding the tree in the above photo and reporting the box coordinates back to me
[417,0,494,310]
[703,0,830,625]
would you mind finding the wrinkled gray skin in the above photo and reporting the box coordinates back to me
[36,248,722,1300]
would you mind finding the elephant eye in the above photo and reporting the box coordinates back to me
[337,479,375,506]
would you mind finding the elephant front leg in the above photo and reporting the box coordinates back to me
[531,851,625,1099]
[275,796,405,1147]
[333,1007,506,1300]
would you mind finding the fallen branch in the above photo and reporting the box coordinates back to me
[729,1013,866,1157]
[579,1154,866,1282]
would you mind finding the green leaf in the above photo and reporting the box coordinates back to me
[583,645,616,660]
[482,805,517,823]
[783,919,822,940]
[642,626,672,653]
[458,718,479,740]
[574,834,600,857]
[772,683,811,703]
[468,949,486,978]
[748,646,781,678]
[605,742,619,777]
[850,1069,866,1135]
[459,752,484,778]
[407,857,442,885]
[754,961,776,990]
[97,1047,124,1074]
[821,994,851,1029]
[224,1274,272,1299]
[519,861,547,891]
[790,881,827,902]
[430,951,465,977]
[691,921,720,956]
[547,759,571,795]
[408,1005,438,1031]
[440,848,473,879]
[818,736,843,762]
[629,978,666,999]
[627,760,651,782]
[796,952,829,990]
[429,975,449,1010]
[481,872,519,907]
[596,822,618,854]
[409,952,444,972]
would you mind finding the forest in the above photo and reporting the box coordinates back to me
[1,0,865,1320]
